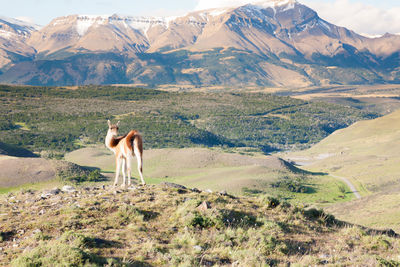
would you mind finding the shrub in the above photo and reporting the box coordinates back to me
[219,209,260,228]
[271,177,310,193]
[260,195,281,209]
[115,205,145,226]
[303,208,336,226]
[87,170,102,182]
[187,212,214,229]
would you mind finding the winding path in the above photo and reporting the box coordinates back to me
[287,157,362,199]
[330,174,361,199]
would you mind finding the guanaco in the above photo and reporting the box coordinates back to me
[105,120,144,186]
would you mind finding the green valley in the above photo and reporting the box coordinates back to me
[282,109,400,232]
[0,85,375,155]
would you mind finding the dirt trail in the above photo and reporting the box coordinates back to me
[287,156,362,200]
[330,174,361,199]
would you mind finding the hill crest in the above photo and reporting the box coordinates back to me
[1,183,399,265]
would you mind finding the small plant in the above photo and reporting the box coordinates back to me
[376,257,400,267]
[187,212,214,229]
[115,205,145,225]
[87,169,102,182]
[337,183,347,194]
[303,208,336,226]
[219,209,260,228]
[260,195,281,209]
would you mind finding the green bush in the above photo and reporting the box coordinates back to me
[271,176,311,193]
[303,208,336,226]
[187,212,215,229]
[261,196,281,209]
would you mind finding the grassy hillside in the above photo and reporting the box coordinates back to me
[0,156,104,193]
[0,85,375,156]
[326,188,400,234]
[1,184,399,266]
[65,147,352,204]
[283,109,400,193]
[282,109,400,231]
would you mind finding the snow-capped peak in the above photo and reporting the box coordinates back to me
[0,16,41,30]
[0,15,41,34]
[252,0,297,9]
[0,15,41,40]
[75,15,110,36]
[74,14,181,37]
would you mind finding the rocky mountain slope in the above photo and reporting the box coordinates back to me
[0,17,38,69]
[1,183,399,265]
[0,0,399,86]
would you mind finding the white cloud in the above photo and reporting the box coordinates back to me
[195,0,264,10]
[194,0,400,35]
[302,0,400,36]
[15,16,36,24]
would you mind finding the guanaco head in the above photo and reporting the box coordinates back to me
[107,120,120,136]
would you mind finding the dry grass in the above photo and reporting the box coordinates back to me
[1,184,399,266]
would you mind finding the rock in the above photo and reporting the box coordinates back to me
[23,246,32,253]
[160,182,187,190]
[183,197,192,202]
[113,190,122,195]
[62,185,76,193]
[17,229,25,235]
[40,193,52,199]
[193,245,202,252]
[40,188,60,199]
[197,201,211,212]
[191,188,201,193]
[38,209,45,215]
[219,190,228,196]
[49,188,61,195]
[205,189,213,193]
[32,229,42,234]
[169,227,178,232]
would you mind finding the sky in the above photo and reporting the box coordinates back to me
[3,0,400,36]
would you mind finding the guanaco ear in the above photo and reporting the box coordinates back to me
[107,120,111,127]
[116,121,120,127]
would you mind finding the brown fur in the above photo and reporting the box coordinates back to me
[105,120,145,186]
[109,134,127,148]
[125,130,141,152]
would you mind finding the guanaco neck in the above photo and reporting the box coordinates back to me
[105,130,117,152]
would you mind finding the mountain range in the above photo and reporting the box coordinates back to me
[0,0,399,87]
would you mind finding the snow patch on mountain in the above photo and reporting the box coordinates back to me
[252,0,297,10]
[76,15,109,36]
[0,29,15,39]
[75,14,182,36]
[318,19,331,32]
[208,8,230,17]
[0,16,41,31]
